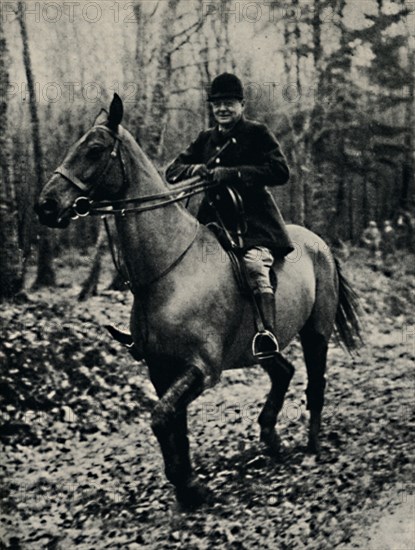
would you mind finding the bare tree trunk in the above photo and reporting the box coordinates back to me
[132,1,148,144]
[312,0,322,73]
[221,0,237,73]
[310,0,325,227]
[17,1,55,289]
[0,17,23,299]
[282,17,296,221]
[293,0,305,225]
[145,0,176,161]
[78,224,106,302]
[335,0,350,240]
[283,17,291,80]
[402,0,415,210]
[293,0,301,96]
[199,33,214,127]
[105,218,129,291]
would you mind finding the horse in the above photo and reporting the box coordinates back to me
[35,94,362,508]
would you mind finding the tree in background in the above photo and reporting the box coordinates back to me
[17,0,55,289]
[360,0,414,219]
[0,15,23,299]
[1,0,414,297]
[78,224,106,302]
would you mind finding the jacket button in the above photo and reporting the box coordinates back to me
[216,146,220,150]
[216,158,220,164]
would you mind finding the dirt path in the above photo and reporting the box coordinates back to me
[342,497,414,550]
[368,500,414,550]
[1,253,414,548]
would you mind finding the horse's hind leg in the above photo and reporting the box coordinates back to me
[258,354,295,456]
[299,243,337,454]
[300,324,329,454]
[148,358,209,508]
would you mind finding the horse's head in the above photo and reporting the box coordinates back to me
[35,94,126,228]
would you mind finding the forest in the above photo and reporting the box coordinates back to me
[0,0,414,296]
[1,2,414,548]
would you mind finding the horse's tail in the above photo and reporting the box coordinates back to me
[334,257,363,355]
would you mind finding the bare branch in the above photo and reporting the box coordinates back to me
[172,19,200,40]
[166,107,198,113]
[168,18,205,55]
[148,1,160,18]
[170,86,205,94]
[172,54,227,72]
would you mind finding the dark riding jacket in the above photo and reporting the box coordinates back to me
[165,116,294,256]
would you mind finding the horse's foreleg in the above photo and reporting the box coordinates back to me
[258,354,295,456]
[148,362,208,508]
[300,327,328,454]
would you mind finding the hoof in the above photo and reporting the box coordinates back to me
[260,428,281,457]
[175,481,212,510]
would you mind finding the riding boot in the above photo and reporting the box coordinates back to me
[256,291,277,335]
[252,290,280,360]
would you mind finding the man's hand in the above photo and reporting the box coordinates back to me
[189,164,210,178]
[209,167,239,185]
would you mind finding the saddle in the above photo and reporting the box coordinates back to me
[206,186,279,360]
[205,184,246,248]
[107,185,280,362]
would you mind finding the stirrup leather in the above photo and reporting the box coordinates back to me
[252,329,280,360]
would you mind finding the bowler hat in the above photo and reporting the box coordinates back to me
[208,73,244,101]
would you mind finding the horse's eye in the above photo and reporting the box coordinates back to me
[87,147,105,160]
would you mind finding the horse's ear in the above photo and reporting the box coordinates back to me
[94,108,108,126]
[108,93,123,131]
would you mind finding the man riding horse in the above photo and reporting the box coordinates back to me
[108,73,293,354]
[36,91,361,508]
[166,72,294,341]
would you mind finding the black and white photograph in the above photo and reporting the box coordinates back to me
[0,0,414,548]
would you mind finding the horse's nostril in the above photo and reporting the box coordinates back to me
[41,198,59,215]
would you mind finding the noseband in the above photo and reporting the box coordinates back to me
[54,125,126,218]
[54,124,214,292]
[55,128,233,219]
[53,127,235,291]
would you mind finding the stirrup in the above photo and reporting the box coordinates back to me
[252,329,280,361]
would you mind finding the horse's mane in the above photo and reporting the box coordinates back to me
[117,125,170,193]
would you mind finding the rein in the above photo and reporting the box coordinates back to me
[85,176,220,216]
[56,124,225,293]
[56,126,234,218]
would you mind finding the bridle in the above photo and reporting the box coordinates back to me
[54,125,127,219]
[53,124,232,291]
[54,124,230,219]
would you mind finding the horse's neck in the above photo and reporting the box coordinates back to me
[115,128,198,290]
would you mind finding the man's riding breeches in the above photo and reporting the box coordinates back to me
[243,246,274,294]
